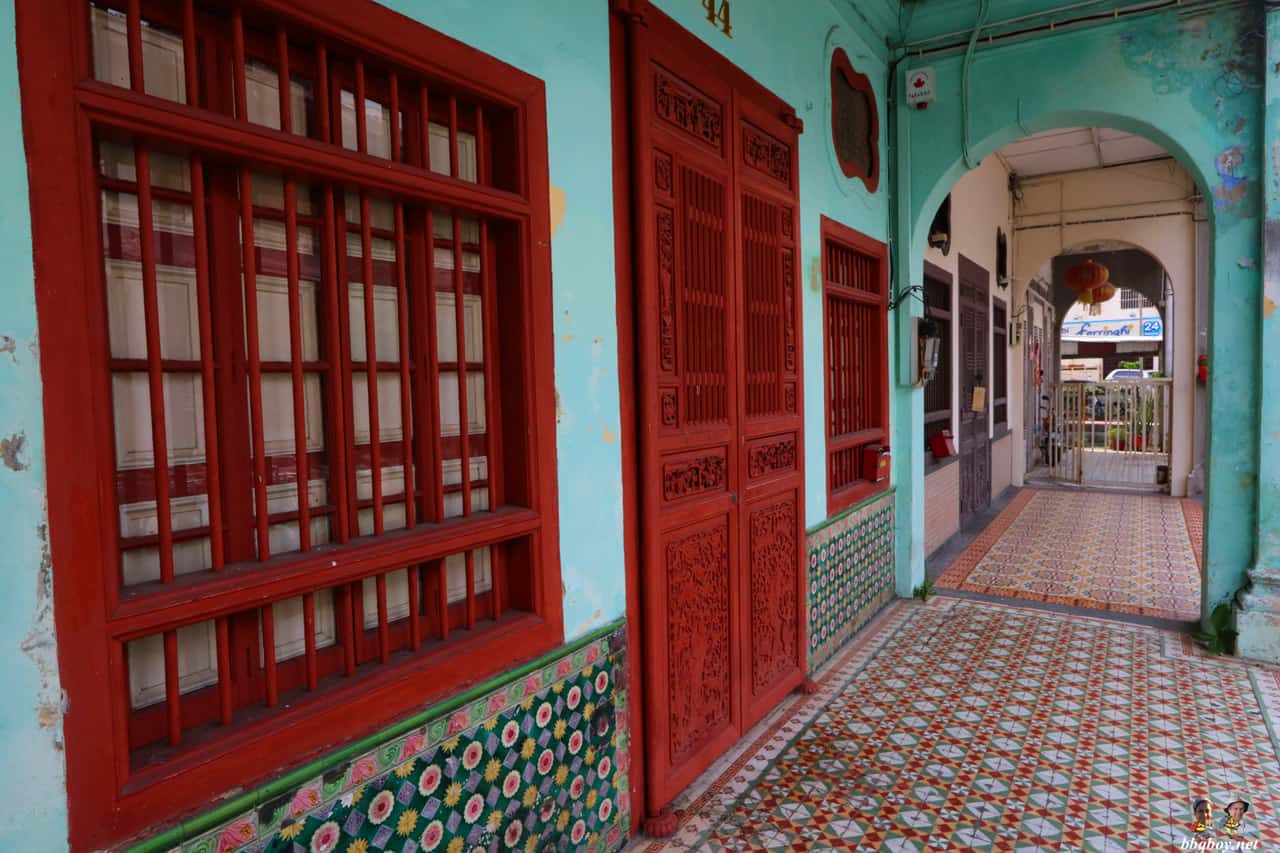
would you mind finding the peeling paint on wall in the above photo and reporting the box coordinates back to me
[1119,7,1261,221]
[0,335,15,361]
[549,183,567,238]
[21,524,64,742]
[0,432,29,471]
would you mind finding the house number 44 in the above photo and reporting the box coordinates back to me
[702,0,732,37]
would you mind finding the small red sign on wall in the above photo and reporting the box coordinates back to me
[863,445,891,482]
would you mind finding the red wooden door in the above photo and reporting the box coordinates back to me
[622,4,806,816]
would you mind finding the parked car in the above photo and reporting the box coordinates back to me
[1104,368,1144,380]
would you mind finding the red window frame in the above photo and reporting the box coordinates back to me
[16,1,562,848]
[822,215,889,515]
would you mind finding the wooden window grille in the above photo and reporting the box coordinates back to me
[993,298,1008,429]
[923,275,952,453]
[822,217,889,515]
[19,1,560,846]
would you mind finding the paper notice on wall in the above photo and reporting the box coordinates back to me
[972,386,987,413]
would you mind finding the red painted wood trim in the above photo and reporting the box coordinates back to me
[608,8,646,833]
[19,0,563,845]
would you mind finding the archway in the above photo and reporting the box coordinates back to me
[891,3,1262,624]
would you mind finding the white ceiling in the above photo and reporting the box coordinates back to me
[996,127,1169,177]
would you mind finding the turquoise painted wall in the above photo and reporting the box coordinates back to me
[0,1,900,848]
[646,0,895,527]
[891,2,1264,612]
[0,1,70,849]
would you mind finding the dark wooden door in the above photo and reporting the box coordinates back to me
[959,256,991,519]
[621,3,806,816]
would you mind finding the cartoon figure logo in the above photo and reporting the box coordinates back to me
[1191,798,1212,835]
[1221,798,1250,836]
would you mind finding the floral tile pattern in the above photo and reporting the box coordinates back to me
[937,488,1202,621]
[807,491,896,672]
[167,628,629,853]
[639,599,1280,852]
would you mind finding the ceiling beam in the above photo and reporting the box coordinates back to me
[1089,127,1105,168]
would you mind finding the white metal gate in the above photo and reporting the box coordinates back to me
[1046,379,1173,490]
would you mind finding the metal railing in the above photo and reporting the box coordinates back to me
[1045,379,1173,490]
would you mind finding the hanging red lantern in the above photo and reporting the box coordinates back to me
[1064,259,1109,292]
[1089,281,1117,304]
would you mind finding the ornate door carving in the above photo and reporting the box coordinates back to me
[620,2,806,820]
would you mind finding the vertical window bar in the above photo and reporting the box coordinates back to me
[285,176,311,551]
[134,143,175,583]
[303,592,318,691]
[276,27,292,135]
[421,211,444,525]
[126,0,144,93]
[407,561,421,650]
[239,168,271,559]
[418,84,431,172]
[464,551,476,630]
[438,560,450,641]
[473,105,486,185]
[452,213,471,517]
[360,192,384,535]
[322,187,350,541]
[191,159,225,570]
[394,203,415,529]
[376,573,389,663]
[261,607,278,707]
[181,0,197,106]
[388,73,400,164]
[216,617,232,724]
[163,629,181,745]
[337,583,356,676]
[354,59,368,155]
[448,96,459,179]
[232,5,248,122]
[479,222,503,620]
[316,44,331,143]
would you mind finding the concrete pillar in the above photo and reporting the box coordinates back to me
[1235,7,1280,662]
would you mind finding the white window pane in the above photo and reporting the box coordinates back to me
[347,282,400,362]
[351,373,404,445]
[434,292,484,364]
[357,501,407,536]
[269,590,336,664]
[361,568,411,629]
[112,373,206,470]
[244,61,311,136]
[427,122,477,182]
[255,276,321,363]
[340,91,393,159]
[445,548,492,603]
[104,256,199,362]
[98,141,191,191]
[127,620,217,709]
[437,371,487,437]
[91,6,186,104]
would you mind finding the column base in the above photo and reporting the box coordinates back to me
[1235,568,1280,663]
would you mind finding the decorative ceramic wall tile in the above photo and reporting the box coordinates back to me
[805,491,895,673]
[165,628,630,853]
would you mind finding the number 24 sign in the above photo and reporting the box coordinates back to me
[702,0,732,37]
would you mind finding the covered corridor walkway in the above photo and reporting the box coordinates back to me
[632,598,1280,851]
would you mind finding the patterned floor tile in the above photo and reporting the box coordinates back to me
[935,488,1202,621]
[634,599,1280,853]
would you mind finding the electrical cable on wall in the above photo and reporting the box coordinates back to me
[961,0,992,170]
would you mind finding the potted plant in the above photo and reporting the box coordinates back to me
[1107,426,1128,450]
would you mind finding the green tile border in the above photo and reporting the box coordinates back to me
[127,618,626,853]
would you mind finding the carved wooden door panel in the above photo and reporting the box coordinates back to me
[622,3,805,817]
[959,258,991,519]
